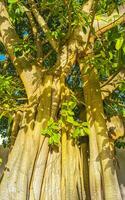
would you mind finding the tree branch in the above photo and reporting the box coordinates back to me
[23,6,43,57]
[75,0,99,55]
[101,68,125,99]
[0,1,28,68]
[82,0,94,13]
[55,34,77,79]
[83,0,99,52]
[94,4,125,35]
[0,1,42,99]
[27,0,58,51]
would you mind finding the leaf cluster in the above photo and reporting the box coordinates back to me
[37,0,87,42]
[14,39,36,58]
[42,118,61,146]
[97,0,125,15]
[41,97,89,146]
[60,97,89,142]
[94,25,125,80]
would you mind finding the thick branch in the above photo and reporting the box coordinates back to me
[84,0,99,52]
[94,4,125,35]
[0,2,35,69]
[22,6,37,38]
[23,7,43,57]
[0,1,42,99]
[75,0,99,54]
[101,68,125,99]
[28,0,58,51]
[55,35,77,79]
[0,2,23,65]
[95,15,125,36]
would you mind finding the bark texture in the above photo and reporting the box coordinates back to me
[81,64,122,200]
[0,1,125,199]
[0,75,86,200]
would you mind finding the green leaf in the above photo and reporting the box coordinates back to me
[67,110,74,116]
[8,0,18,3]
[66,116,74,124]
[112,63,118,68]
[101,51,106,58]
[48,137,53,145]
[52,133,60,144]
[72,128,80,139]
[68,101,76,109]
[61,110,68,117]
[83,127,89,135]
[82,122,88,127]
[48,133,60,145]
[47,118,54,126]
[109,52,113,60]
[115,37,124,50]
[66,116,80,126]
[80,129,86,136]
[51,124,58,130]
[42,129,48,136]
[47,129,53,136]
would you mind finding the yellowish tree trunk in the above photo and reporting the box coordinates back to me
[0,74,86,200]
[81,64,122,200]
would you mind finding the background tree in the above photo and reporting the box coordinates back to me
[0,0,125,199]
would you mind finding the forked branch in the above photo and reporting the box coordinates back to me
[28,0,58,51]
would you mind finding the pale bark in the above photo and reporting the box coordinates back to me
[81,63,122,200]
[0,73,85,200]
[0,1,125,199]
[0,75,52,200]
[81,67,103,200]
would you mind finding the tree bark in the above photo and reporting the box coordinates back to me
[0,74,86,200]
[80,63,122,200]
[0,1,124,199]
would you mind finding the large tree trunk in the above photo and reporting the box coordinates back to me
[0,69,124,200]
[0,1,125,200]
[0,74,87,200]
